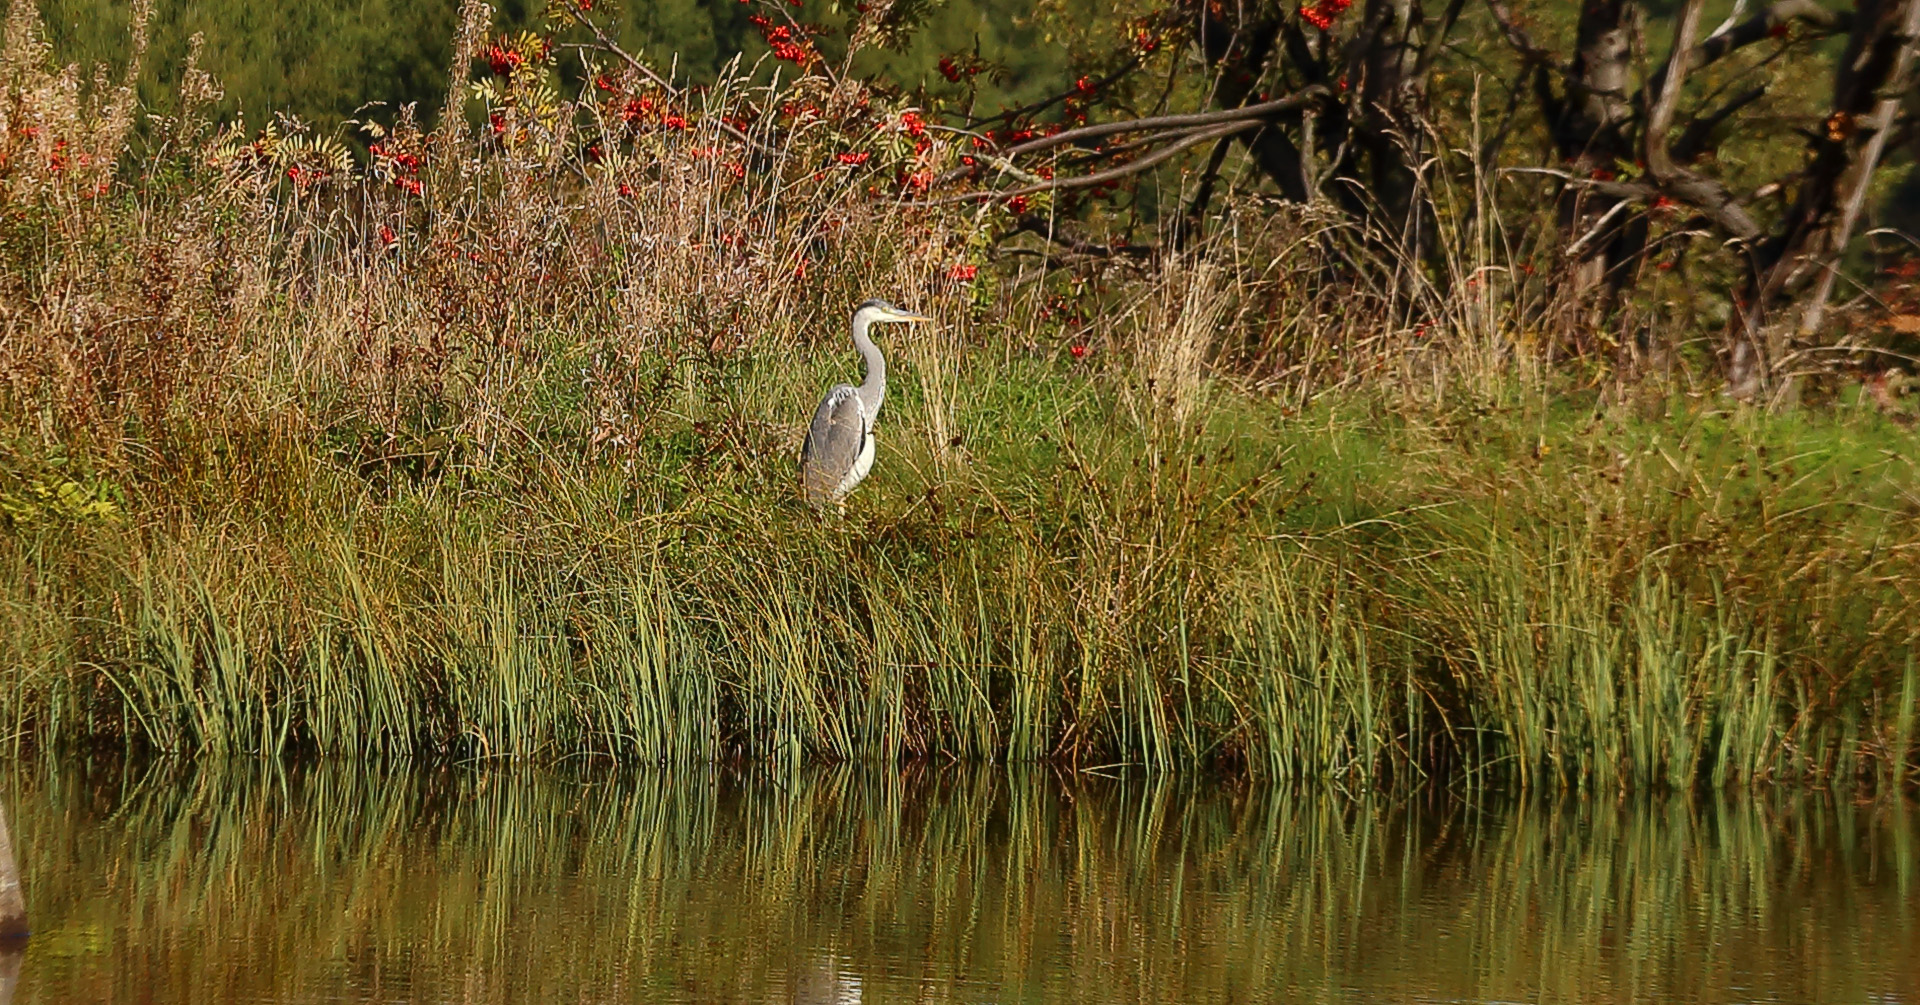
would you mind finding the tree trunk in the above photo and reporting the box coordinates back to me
[1190,8,1312,205]
[1554,1,1640,310]
[1352,0,1436,259]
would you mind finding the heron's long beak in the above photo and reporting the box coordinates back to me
[892,312,936,324]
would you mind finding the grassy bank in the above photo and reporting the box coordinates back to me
[1,1,1917,784]
[3,351,1915,783]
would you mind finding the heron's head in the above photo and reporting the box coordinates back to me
[853,298,935,328]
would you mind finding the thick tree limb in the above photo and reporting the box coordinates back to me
[1645,0,1852,102]
[1646,0,1764,241]
[932,87,1328,192]
[1691,1,1850,72]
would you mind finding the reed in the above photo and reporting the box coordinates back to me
[0,0,1916,784]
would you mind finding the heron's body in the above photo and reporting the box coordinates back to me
[800,300,931,509]
[802,384,878,503]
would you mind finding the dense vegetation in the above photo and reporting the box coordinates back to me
[0,0,1917,784]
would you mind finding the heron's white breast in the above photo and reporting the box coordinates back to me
[838,430,876,497]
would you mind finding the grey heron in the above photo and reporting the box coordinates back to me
[800,299,934,508]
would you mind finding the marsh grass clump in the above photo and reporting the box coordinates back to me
[0,0,1916,787]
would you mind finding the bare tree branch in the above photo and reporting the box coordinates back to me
[1413,0,1474,81]
[1693,0,1851,70]
[1005,213,1155,259]
[997,87,1330,159]
[1646,0,1764,241]
[1505,166,1660,202]
[1180,134,1237,235]
[1485,0,1557,65]
[1646,0,1853,101]
[1797,0,1920,336]
[967,57,1143,129]
[561,6,770,154]
[919,119,1266,206]
[932,86,1329,192]
[1564,198,1637,258]
[1670,85,1767,163]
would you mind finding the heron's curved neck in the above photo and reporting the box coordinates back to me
[852,314,886,418]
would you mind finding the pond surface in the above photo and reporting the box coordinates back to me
[0,763,1915,1003]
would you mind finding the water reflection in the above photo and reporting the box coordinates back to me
[0,948,19,1005]
[0,762,1914,1004]
[787,955,862,1005]
[0,794,24,1005]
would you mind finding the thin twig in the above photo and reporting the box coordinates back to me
[1504,166,1659,202]
[1564,199,1635,258]
[561,6,770,154]
[998,86,1329,159]
[933,87,1327,190]
[1005,212,1155,259]
[966,56,1143,128]
[1484,0,1556,65]
[915,119,1267,206]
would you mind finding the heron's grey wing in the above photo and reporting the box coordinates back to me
[800,385,867,504]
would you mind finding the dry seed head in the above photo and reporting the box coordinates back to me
[439,0,496,151]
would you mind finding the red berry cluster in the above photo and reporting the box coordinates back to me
[938,55,985,83]
[368,142,423,196]
[485,42,526,77]
[748,15,814,66]
[1299,0,1353,31]
[619,95,654,125]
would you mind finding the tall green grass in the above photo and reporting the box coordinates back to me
[2,368,1917,785]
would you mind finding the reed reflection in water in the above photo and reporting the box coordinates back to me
[0,762,1913,1003]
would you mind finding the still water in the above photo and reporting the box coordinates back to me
[0,763,1915,1003]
